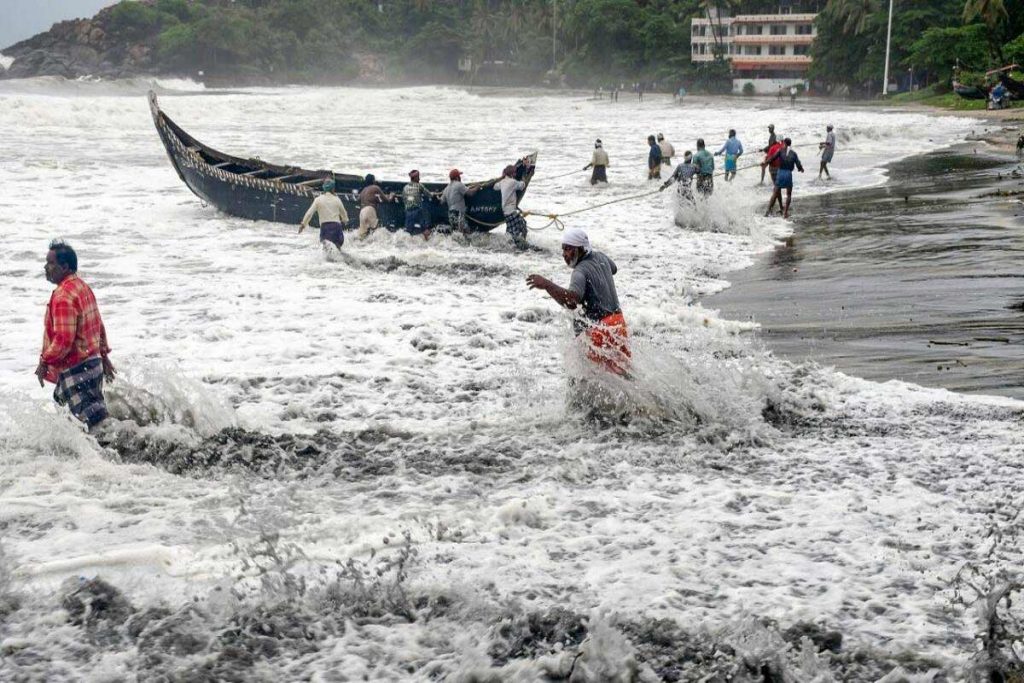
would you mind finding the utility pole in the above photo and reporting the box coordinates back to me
[882,0,893,95]
[552,0,557,70]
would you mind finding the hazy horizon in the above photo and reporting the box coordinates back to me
[1,0,114,52]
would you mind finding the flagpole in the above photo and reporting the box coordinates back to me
[882,0,894,95]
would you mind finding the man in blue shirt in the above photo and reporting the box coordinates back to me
[692,139,715,196]
[715,129,744,181]
[762,137,804,218]
[647,135,662,180]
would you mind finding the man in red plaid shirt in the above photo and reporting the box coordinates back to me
[35,241,116,428]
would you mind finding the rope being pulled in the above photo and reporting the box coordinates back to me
[466,156,767,232]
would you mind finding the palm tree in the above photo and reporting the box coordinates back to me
[825,0,880,35]
[963,0,1007,28]
[699,0,733,56]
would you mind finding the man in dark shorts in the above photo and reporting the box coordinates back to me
[299,178,348,249]
[525,228,630,377]
[647,135,662,180]
[402,170,435,239]
[692,138,715,196]
[440,168,478,235]
[660,150,697,203]
[36,240,116,430]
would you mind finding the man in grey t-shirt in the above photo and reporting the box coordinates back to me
[526,228,631,376]
[441,168,478,234]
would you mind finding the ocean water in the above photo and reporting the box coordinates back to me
[1,79,1021,680]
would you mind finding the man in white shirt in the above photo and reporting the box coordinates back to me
[299,178,349,249]
[657,133,674,168]
[493,164,529,249]
[818,124,836,180]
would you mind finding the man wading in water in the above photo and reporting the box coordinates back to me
[762,137,804,218]
[36,240,116,430]
[300,178,348,249]
[525,228,631,377]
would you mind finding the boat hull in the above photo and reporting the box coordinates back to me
[148,91,535,233]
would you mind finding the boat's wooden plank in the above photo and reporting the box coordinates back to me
[298,178,325,186]
[275,175,305,183]
[212,162,233,169]
[241,169,267,177]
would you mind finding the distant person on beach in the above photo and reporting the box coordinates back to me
[584,139,610,184]
[357,174,394,239]
[440,168,478,235]
[525,228,630,377]
[760,124,778,184]
[36,240,115,430]
[1018,133,1024,158]
[660,150,697,203]
[300,178,348,249]
[647,135,663,180]
[777,86,783,102]
[715,129,744,181]
[762,138,785,212]
[402,170,435,240]
[693,138,715,196]
[658,133,675,168]
[494,163,530,249]
[762,137,804,218]
[789,86,797,105]
[818,124,836,180]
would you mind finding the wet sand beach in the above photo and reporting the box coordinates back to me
[707,127,1024,398]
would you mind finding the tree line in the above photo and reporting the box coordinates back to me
[103,0,1023,94]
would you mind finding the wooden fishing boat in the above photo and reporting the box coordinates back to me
[952,81,986,100]
[148,91,536,232]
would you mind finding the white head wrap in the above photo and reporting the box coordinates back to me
[561,228,591,253]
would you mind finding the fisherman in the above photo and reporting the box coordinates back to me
[692,138,715,196]
[789,86,797,105]
[493,163,529,249]
[759,124,778,184]
[658,133,675,168]
[299,178,349,249]
[647,135,662,180]
[36,240,116,430]
[525,228,630,377]
[762,137,804,218]
[440,168,478,235]
[402,169,435,240]
[762,137,786,213]
[356,174,394,239]
[583,139,610,184]
[714,129,744,181]
[777,86,783,102]
[1017,133,1024,159]
[659,150,697,203]
[818,124,836,180]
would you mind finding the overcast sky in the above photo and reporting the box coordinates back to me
[1,0,116,51]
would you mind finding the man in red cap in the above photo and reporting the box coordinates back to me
[440,168,478,235]
[401,169,435,239]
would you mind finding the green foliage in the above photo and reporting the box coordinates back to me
[741,81,755,96]
[1004,34,1024,65]
[109,1,163,39]
[908,24,988,81]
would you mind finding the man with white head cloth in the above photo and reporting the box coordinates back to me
[526,228,631,376]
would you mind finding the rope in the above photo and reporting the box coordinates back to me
[465,156,770,232]
[532,168,586,182]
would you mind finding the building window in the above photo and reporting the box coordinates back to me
[744,45,762,55]
[770,24,787,35]
[793,44,809,55]
[796,24,813,35]
[769,45,786,55]
[747,25,763,35]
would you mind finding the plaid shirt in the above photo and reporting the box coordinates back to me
[40,274,110,383]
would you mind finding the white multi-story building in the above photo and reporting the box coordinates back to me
[691,7,818,94]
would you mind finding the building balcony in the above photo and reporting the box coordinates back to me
[731,55,812,69]
[732,34,815,44]
[731,13,817,23]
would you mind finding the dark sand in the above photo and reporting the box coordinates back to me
[707,133,1024,399]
